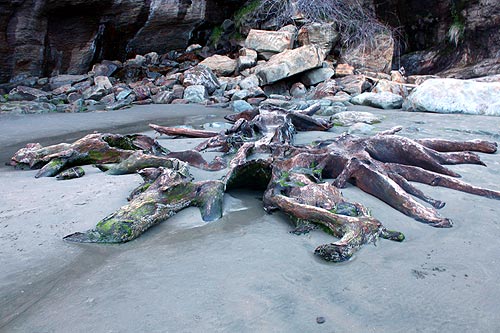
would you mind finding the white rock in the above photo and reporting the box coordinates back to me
[351,92,403,109]
[403,78,500,115]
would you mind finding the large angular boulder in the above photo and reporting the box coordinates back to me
[254,45,325,86]
[403,78,500,115]
[183,65,220,94]
[244,29,294,56]
[297,23,339,55]
[200,55,237,76]
[8,86,51,101]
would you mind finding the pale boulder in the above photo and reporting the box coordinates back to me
[200,55,237,76]
[403,78,500,115]
[244,29,294,55]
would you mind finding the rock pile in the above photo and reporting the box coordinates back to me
[1,24,499,117]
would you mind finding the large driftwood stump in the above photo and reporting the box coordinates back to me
[10,105,500,262]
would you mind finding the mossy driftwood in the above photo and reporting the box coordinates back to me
[10,105,500,261]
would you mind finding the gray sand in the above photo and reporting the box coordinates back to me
[1,105,500,332]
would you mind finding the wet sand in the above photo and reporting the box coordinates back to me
[1,105,500,332]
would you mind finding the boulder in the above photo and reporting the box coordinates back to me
[231,90,251,101]
[300,67,335,86]
[311,79,339,99]
[239,75,260,90]
[297,23,339,55]
[351,92,404,109]
[244,29,294,56]
[49,75,88,90]
[200,55,237,76]
[336,75,371,95]
[371,79,409,97]
[8,86,51,101]
[183,85,208,103]
[255,45,325,85]
[232,100,253,113]
[403,78,500,115]
[183,65,220,94]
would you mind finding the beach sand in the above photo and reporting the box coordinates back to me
[1,105,499,332]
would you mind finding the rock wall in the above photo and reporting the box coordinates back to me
[0,0,239,83]
[1,0,499,83]
[373,0,500,76]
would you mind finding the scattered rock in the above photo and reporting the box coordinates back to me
[403,78,500,115]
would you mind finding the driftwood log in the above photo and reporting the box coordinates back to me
[9,105,500,262]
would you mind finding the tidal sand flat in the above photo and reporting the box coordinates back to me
[1,105,499,332]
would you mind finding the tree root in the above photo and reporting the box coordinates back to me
[11,106,500,262]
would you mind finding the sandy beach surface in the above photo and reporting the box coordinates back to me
[1,105,500,332]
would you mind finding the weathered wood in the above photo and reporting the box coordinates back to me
[11,104,500,262]
[149,123,219,138]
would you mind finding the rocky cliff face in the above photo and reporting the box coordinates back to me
[0,0,240,83]
[373,0,500,76]
[1,0,499,83]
